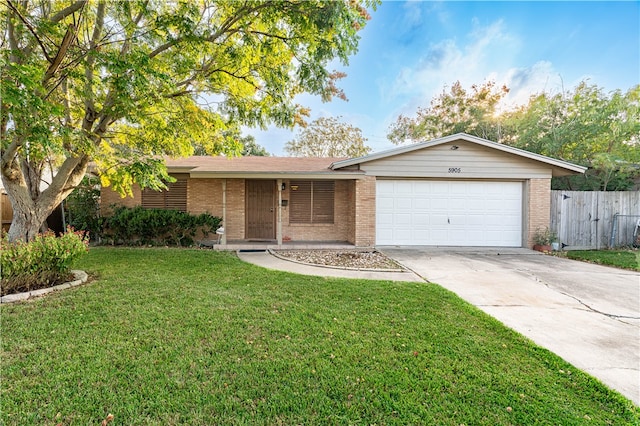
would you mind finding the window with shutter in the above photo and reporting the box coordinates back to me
[290,181,312,224]
[141,176,187,212]
[289,180,334,224]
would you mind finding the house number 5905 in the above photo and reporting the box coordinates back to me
[448,167,461,173]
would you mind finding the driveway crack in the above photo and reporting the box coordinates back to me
[527,272,640,324]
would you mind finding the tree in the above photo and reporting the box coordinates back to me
[240,136,270,156]
[505,83,640,190]
[1,0,375,241]
[284,116,371,157]
[387,81,510,144]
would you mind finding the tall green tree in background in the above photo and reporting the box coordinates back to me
[506,83,640,190]
[240,135,270,156]
[387,81,510,144]
[192,135,269,156]
[1,0,375,241]
[285,116,371,157]
[389,80,639,190]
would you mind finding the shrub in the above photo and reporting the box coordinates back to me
[65,177,104,242]
[1,228,89,296]
[103,206,221,246]
[533,227,558,246]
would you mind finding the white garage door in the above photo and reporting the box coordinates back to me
[376,180,522,246]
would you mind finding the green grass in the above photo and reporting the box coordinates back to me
[2,248,638,425]
[567,249,640,271]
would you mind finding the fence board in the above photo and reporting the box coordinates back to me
[551,191,640,249]
[1,193,12,232]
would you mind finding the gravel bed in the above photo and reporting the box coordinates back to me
[272,250,403,271]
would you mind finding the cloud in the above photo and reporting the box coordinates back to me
[383,18,585,122]
[501,61,560,108]
[387,20,511,102]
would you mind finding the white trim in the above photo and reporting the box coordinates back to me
[331,133,587,174]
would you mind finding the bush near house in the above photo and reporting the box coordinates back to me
[103,206,221,247]
[0,228,89,296]
[65,177,104,242]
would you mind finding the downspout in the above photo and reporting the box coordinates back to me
[277,179,283,247]
[221,179,227,245]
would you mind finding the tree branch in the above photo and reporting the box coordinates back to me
[83,1,105,132]
[43,23,77,85]
[5,0,53,62]
[49,0,88,24]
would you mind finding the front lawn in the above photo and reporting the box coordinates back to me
[2,248,637,425]
[567,249,640,271]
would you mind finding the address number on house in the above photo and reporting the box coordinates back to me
[448,167,462,173]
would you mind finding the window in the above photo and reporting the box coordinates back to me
[141,176,187,212]
[289,180,334,224]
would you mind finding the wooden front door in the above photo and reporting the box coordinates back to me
[246,180,276,240]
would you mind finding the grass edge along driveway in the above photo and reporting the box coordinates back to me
[567,249,640,271]
[2,248,638,425]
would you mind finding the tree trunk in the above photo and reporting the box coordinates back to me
[6,205,51,242]
[2,155,89,242]
[4,179,56,242]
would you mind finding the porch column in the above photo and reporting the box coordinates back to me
[221,179,227,245]
[277,179,283,246]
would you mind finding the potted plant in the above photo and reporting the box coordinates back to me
[533,227,558,253]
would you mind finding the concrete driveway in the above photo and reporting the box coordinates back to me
[380,247,640,406]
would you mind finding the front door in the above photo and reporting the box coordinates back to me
[246,180,276,240]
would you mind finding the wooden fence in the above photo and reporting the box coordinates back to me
[1,193,12,232]
[550,191,640,249]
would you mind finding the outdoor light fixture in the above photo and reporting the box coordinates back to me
[281,183,286,190]
[450,145,459,150]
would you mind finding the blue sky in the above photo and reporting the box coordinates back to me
[248,1,640,156]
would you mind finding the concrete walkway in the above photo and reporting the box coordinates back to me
[237,250,424,282]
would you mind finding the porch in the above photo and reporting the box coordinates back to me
[200,239,356,251]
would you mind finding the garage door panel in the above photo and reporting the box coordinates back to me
[431,198,448,210]
[394,229,414,240]
[376,180,522,246]
[414,198,430,209]
[466,215,486,226]
[377,213,393,225]
[430,214,449,225]
[377,229,393,240]
[378,197,394,210]
[395,213,412,225]
[395,198,413,209]
[414,214,430,225]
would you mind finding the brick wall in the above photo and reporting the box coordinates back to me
[188,178,223,216]
[101,177,364,243]
[353,176,376,247]
[346,180,356,244]
[225,179,245,240]
[526,178,551,247]
[281,179,351,242]
[100,185,141,215]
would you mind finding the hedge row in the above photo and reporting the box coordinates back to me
[103,206,222,247]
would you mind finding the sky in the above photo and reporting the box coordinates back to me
[247,1,640,156]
